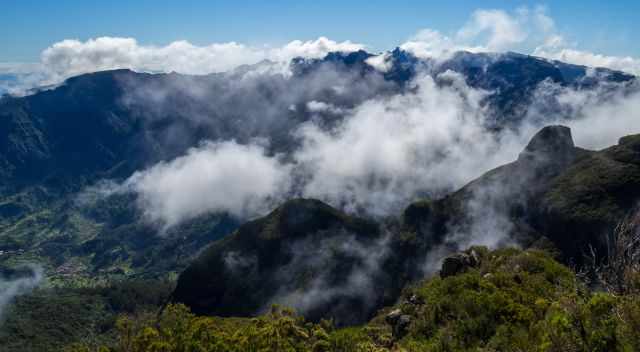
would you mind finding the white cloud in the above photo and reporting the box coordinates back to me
[534,47,640,76]
[270,37,364,62]
[294,72,530,215]
[456,9,527,52]
[3,6,640,96]
[306,100,344,114]
[365,52,392,72]
[1,36,365,94]
[395,5,640,76]
[400,29,460,59]
[0,265,44,321]
[122,140,291,229]
[398,8,537,60]
[525,7,640,76]
[40,36,364,80]
[0,63,49,95]
[96,59,640,228]
[567,91,640,149]
[114,71,536,226]
[527,80,640,149]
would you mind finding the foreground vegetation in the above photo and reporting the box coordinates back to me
[61,247,640,352]
[0,280,174,352]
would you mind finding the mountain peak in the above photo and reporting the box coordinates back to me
[518,125,576,166]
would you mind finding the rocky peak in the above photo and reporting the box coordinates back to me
[517,125,576,168]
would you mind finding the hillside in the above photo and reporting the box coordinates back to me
[171,125,640,326]
[172,199,385,325]
[0,51,639,351]
[67,247,640,352]
[4,125,640,351]
[2,50,634,287]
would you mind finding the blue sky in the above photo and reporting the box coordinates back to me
[1,0,639,62]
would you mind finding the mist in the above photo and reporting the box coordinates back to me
[121,140,292,230]
[264,230,391,324]
[111,63,640,233]
[0,265,44,322]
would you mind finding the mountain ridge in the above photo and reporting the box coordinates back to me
[171,125,640,325]
[0,49,638,304]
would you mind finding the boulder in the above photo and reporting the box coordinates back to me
[517,125,576,169]
[385,309,402,325]
[395,315,412,338]
[440,250,480,278]
[386,309,411,339]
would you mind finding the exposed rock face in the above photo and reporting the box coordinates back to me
[440,250,480,278]
[517,125,577,171]
[385,309,402,324]
[385,309,412,339]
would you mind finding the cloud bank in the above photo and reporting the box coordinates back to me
[400,6,553,59]
[2,6,640,96]
[399,6,640,76]
[4,5,640,230]
[0,36,365,94]
[118,64,640,229]
[122,141,291,229]
[120,70,536,227]
[294,72,526,215]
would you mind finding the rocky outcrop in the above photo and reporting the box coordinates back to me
[440,250,481,278]
[386,309,412,339]
[517,125,577,172]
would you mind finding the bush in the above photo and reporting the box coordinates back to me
[65,248,640,351]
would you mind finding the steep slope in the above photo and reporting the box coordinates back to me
[0,70,144,193]
[0,51,636,290]
[1,50,633,192]
[403,126,640,265]
[172,199,386,325]
[0,190,239,285]
[66,247,640,352]
[173,126,640,325]
[539,133,640,258]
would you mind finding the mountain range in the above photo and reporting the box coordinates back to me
[1,48,640,350]
[171,125,640,325]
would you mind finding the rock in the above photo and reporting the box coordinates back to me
[517,125,576,169]
[385,309,402,325]
[386,309,412,338]
[514,274,523,284]
[440,252,481,278]
[394,315,412,338]
[469,249,480,266]
[408,294,424,305]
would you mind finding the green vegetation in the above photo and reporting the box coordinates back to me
[64,247,640,351]
[64,304,386,352]
[389,247,640,351]
[0,279,174,352]
[544,135,640,227]
[172,198,383,322]
[0,189,238,287]
[3,129,640,351]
